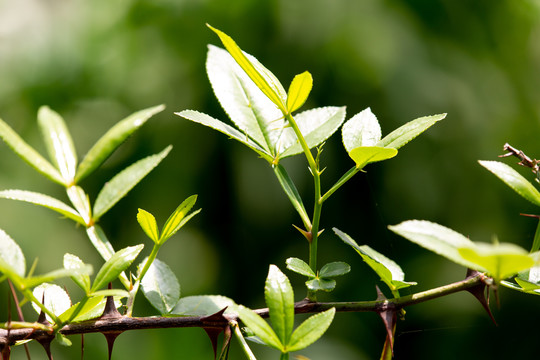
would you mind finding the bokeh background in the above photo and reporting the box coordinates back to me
[1,0,540,359]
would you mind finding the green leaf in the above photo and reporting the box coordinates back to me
[176,110,272,161]
[334,228,416,291]
[479,160,540,207]
[349,146,398,168]
[59,296,123,322]
[140,258,180,314]
[305,278,336,292]
[458,242,535,282]
[63,253,92,293]
[207,25,287,113]
[93,146,172,221]
[265,265,294,345]
[0,189,84,225]
[160,195,198,243]
[86,225,117,264]
[37,106,77,183]
[55,333,72,347]
[285,257,315,278]
[279,106,347,158]
[342,108,382,153]
[515,277,540,292]
[66,186,92,225]
[171,295,237,316]
[90,289,130,298]
[319,262,351,278]
[91,244,144,292]
[236,305,283,351]
[32,283,71,323]
[0,117,64,185]
[378,113,445,150]
[389,220,479,269]
[273,164,310,227]
[23,266,93,289]
[286,71,313,113]
[75,105,165,183]
[0,228,25,277]
[137,209,159,243]
[286,307,335,352]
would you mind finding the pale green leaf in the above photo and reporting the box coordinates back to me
[137,208,159,243]
[66,186,92,225]
[93,146,172,221]
[480,160,540,207]
[236,305,283,351]
[55,333,72,347]
[140,258,180,314]
[389,220,478,269]
[342,108,382,153]
[91,244,144,292]
[285,257,315,278]
[0,189,84,225]
[0,117,64,185]
[349,146,397,168]
[63,253,92,293]
[32,283,71,323]
[286,307,335,352]
[59,296,123,322]
[171,295,237,316]
[23,266,93,289]
[0,228,25,277]
[37,106,77,183]
[76,105,165,183]
[378,114,445,150]
[286,71,313,113]
[305,278,336,292]
[265,265,294,345]
[160,195,198,243]
[319,262,351,278]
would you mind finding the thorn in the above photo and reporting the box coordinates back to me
[201,308,228,359]
[374,286,397,356]
[100,284,122,319]
[218,325,232,360]
[292,224,313,243]
[81,334,84,360]
[102,332,122,360]
[465,270,497,325]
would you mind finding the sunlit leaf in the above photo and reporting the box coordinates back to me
[0,228,25,277]
[285,257,315,278]
[140,258,180,314]
[32,283,71,323]
[66,185,92,225]
[389,220,479,269]
[349,146,397,168]
[0,117,64,185]
[236,305,283,351]
[479,160,540,207]
[37,106,77,183]
[137,209,159,243]
[91,244,144,292]
[265,265,294,345]
[171,295,237,316]
[286,71,313,113]
[286,308,335,352]
[160,195,198,243]
[93,146,172,221]
[319,262,351,278]
[23,266,93,289]
[59,296,123,322]
[0,189,84,225]
[342,108,381,153]
[76,105,165,183]
[63,253,92,293]
[378,114,445,150]
[305,278,336,292]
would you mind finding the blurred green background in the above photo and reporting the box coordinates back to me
[1,0,540,358]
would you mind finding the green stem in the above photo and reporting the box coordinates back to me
[126,243,162,317]
[280,352,290,360]
[232,321,258,360]
[321,166,360,203]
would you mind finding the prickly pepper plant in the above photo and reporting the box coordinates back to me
[0,25,539,360]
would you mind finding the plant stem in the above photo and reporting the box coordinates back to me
[231,321,257,360]
[321,166,360,203]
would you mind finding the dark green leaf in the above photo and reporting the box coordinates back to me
[265,265,294,345]
[91,244,144,292]
[286,308,335,352]
[140,258,180,314]
[285,257,315,278]
[319,262,351,278]
[305,278,336,292]
[273,164,310,227]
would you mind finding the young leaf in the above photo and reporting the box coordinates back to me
[160,195,198,243]
[91,244,144,293]
[389,220,479,269]
[378,113,446,150]
[286,307,335,352]
[286,71,313,113]
[0,228,25,277]
[64,253,92,293]
[207,25,287,113]
[285,257,315,278]
[349,146,397,168]
[265,265,294,345]
[0,117,64,185]
[140,258,180,314]
[319,262,351,278]
[75,105,165,183]
[0,189,84,225]
[137,209,159,243]
[171,295,237,316]
[93,146,172,221]
[37,106,78,183]
[342,108,382,153]
[479,160,540,207]
[236,305,283,351]
[32,283,71,323]
[66,185,92,226]
[458,242,535,282]
[306,278,336,292]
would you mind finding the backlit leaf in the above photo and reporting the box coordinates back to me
[0,228,25,277]
[265,265,295,345]
[140,258,180,314]
[286,307,335,352]
[286,71,313,113]
[137,208,159,243]
[32,283,71,323]
[91,244,144,292]
[378,114,445,150]
[59,296,123,323]
[160,195,198,243]
[342,108,381,153]
[349,146,397,168]
[63,253,92,293]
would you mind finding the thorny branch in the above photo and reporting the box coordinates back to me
[500,143,540,182]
